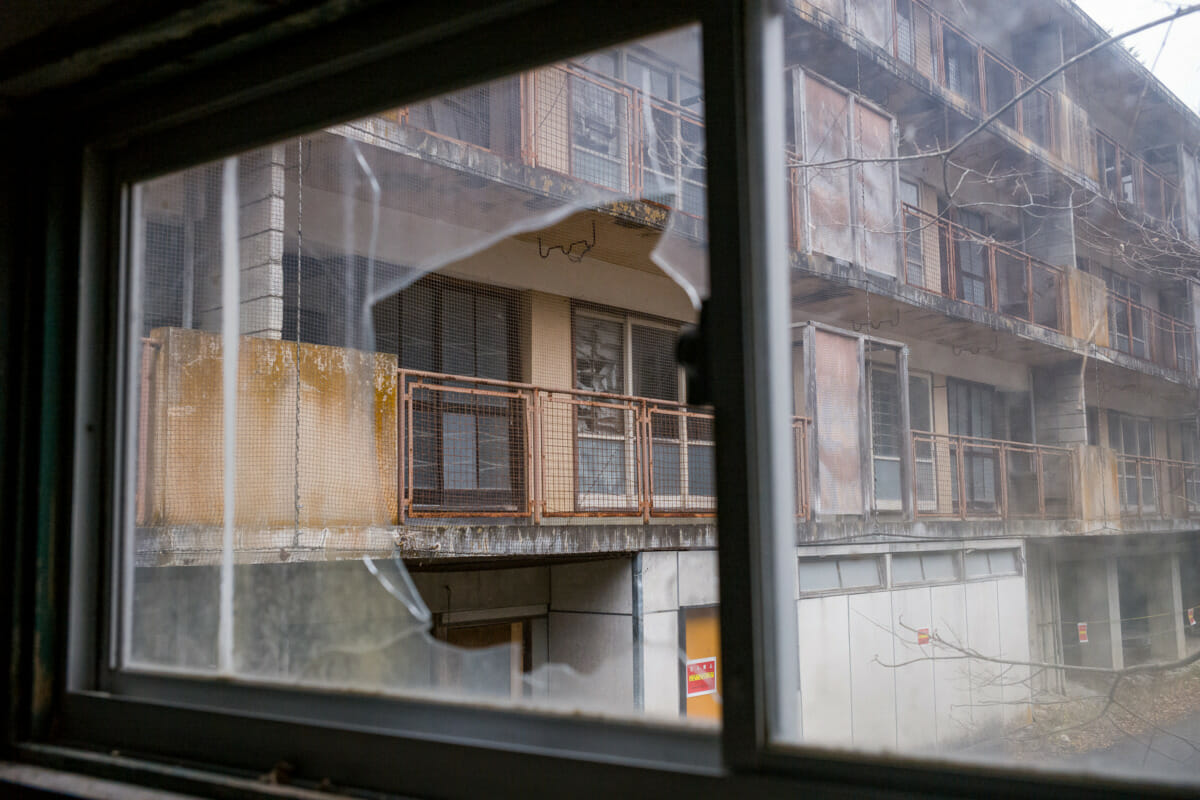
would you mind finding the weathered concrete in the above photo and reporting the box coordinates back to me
[135,522,717,567]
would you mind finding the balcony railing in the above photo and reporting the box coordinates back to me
[795,417,812,519]
[890,0,1056,152]
[398,369,721,523]
[390,64,706,217]
[901,204,1065,331]
[1116,454,1200,519]
[1096,131,1181,227]
[911,430,1075,520]
[1106,290,1196,375]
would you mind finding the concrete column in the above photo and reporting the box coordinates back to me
[1032,360,1087,447]
[548,558,635,711]
[1020,161,1077,275]
[195,146,286,337]
[1171,553,1188,661]
[1106,556,1124,672]
[637,551,681,718]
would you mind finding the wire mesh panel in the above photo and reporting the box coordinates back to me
[913,431,1073,520]
[794,417,811,519]
[893,0,938,79]
[647,405,716,515]
[123,24,714,719]
[1117,456,1175,517]
[540,391,644,516]
[400,372,532,518]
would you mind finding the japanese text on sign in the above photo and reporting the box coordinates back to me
[686,657,717,698]
[1078,622,1088,643]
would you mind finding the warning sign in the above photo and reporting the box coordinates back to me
[686,657,717,698]
[917,628,931,646]
[1078,622,1088,643]
[1189,608,1196,627]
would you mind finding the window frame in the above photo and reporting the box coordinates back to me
[9,0,1200,797]
[51,0,740,790]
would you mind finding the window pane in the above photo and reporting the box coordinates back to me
[778,4,1199,781]
[891,554,923,585]
[124,26,714,725]
[797,559,841,593]
[837,557,882,590]
[987,549,1018,576]
[964,550,991,578]
[920,552,958,582]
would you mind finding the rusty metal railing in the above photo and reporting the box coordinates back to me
[1105,289,1196,375]
[519,63,706,215]
[911,430,1074,520]
[1116,454,1200,519]
[1095,130,1181,226]
[794,417,811,519]
[900,204,1066,331]
[397,369,725,523]
[891,0,1057,153]
[389,62,707,217]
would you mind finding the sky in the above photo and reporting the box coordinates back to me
[1072,0,1200,114]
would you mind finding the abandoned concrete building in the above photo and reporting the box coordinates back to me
[127,1,1200,751]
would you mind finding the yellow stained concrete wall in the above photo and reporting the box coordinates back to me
[918,182,942,292]
[140,327,396,528]
[530,292,577,514]
[1058,93,1097,182]
[1074,444,1119,523]
[1067,268,1109,348]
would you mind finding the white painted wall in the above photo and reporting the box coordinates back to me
[797,571,1031,752]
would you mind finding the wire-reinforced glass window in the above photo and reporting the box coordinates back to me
[119,25,717,726]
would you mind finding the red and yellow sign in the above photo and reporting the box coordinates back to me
[916,628,931,646]
[1189,608,1196,626]
[686,657,717,698]
[1077,622,1088,643]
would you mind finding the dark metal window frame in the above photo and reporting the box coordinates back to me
[7,0,1200,797]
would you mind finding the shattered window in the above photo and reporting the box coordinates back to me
[114,0,1200,784]
[123,26,717,723]
[777,0,1200,784]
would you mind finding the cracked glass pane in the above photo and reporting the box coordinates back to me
[124,25,718,724]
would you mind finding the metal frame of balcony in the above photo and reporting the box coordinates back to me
[900,203,1066,331]
[1095,130,1181,227]
[1105,288,1196,375]
[1115,454,1200,519]
[396,369,725,524]
[911,430,1075,521]
[890,0,1057,152]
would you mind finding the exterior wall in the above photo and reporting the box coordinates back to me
[529,291,576,514]
[1182,148,1200,243]
[1032,361,1086,447]
[640,551,682,718]
[795,544,1031,751]
[1066,268,1110,346]
[192,147,286,338]
[1058,92,1098,181]
[549,559,635,709]
[139,327,396,528]
[1074,444,1120,522]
